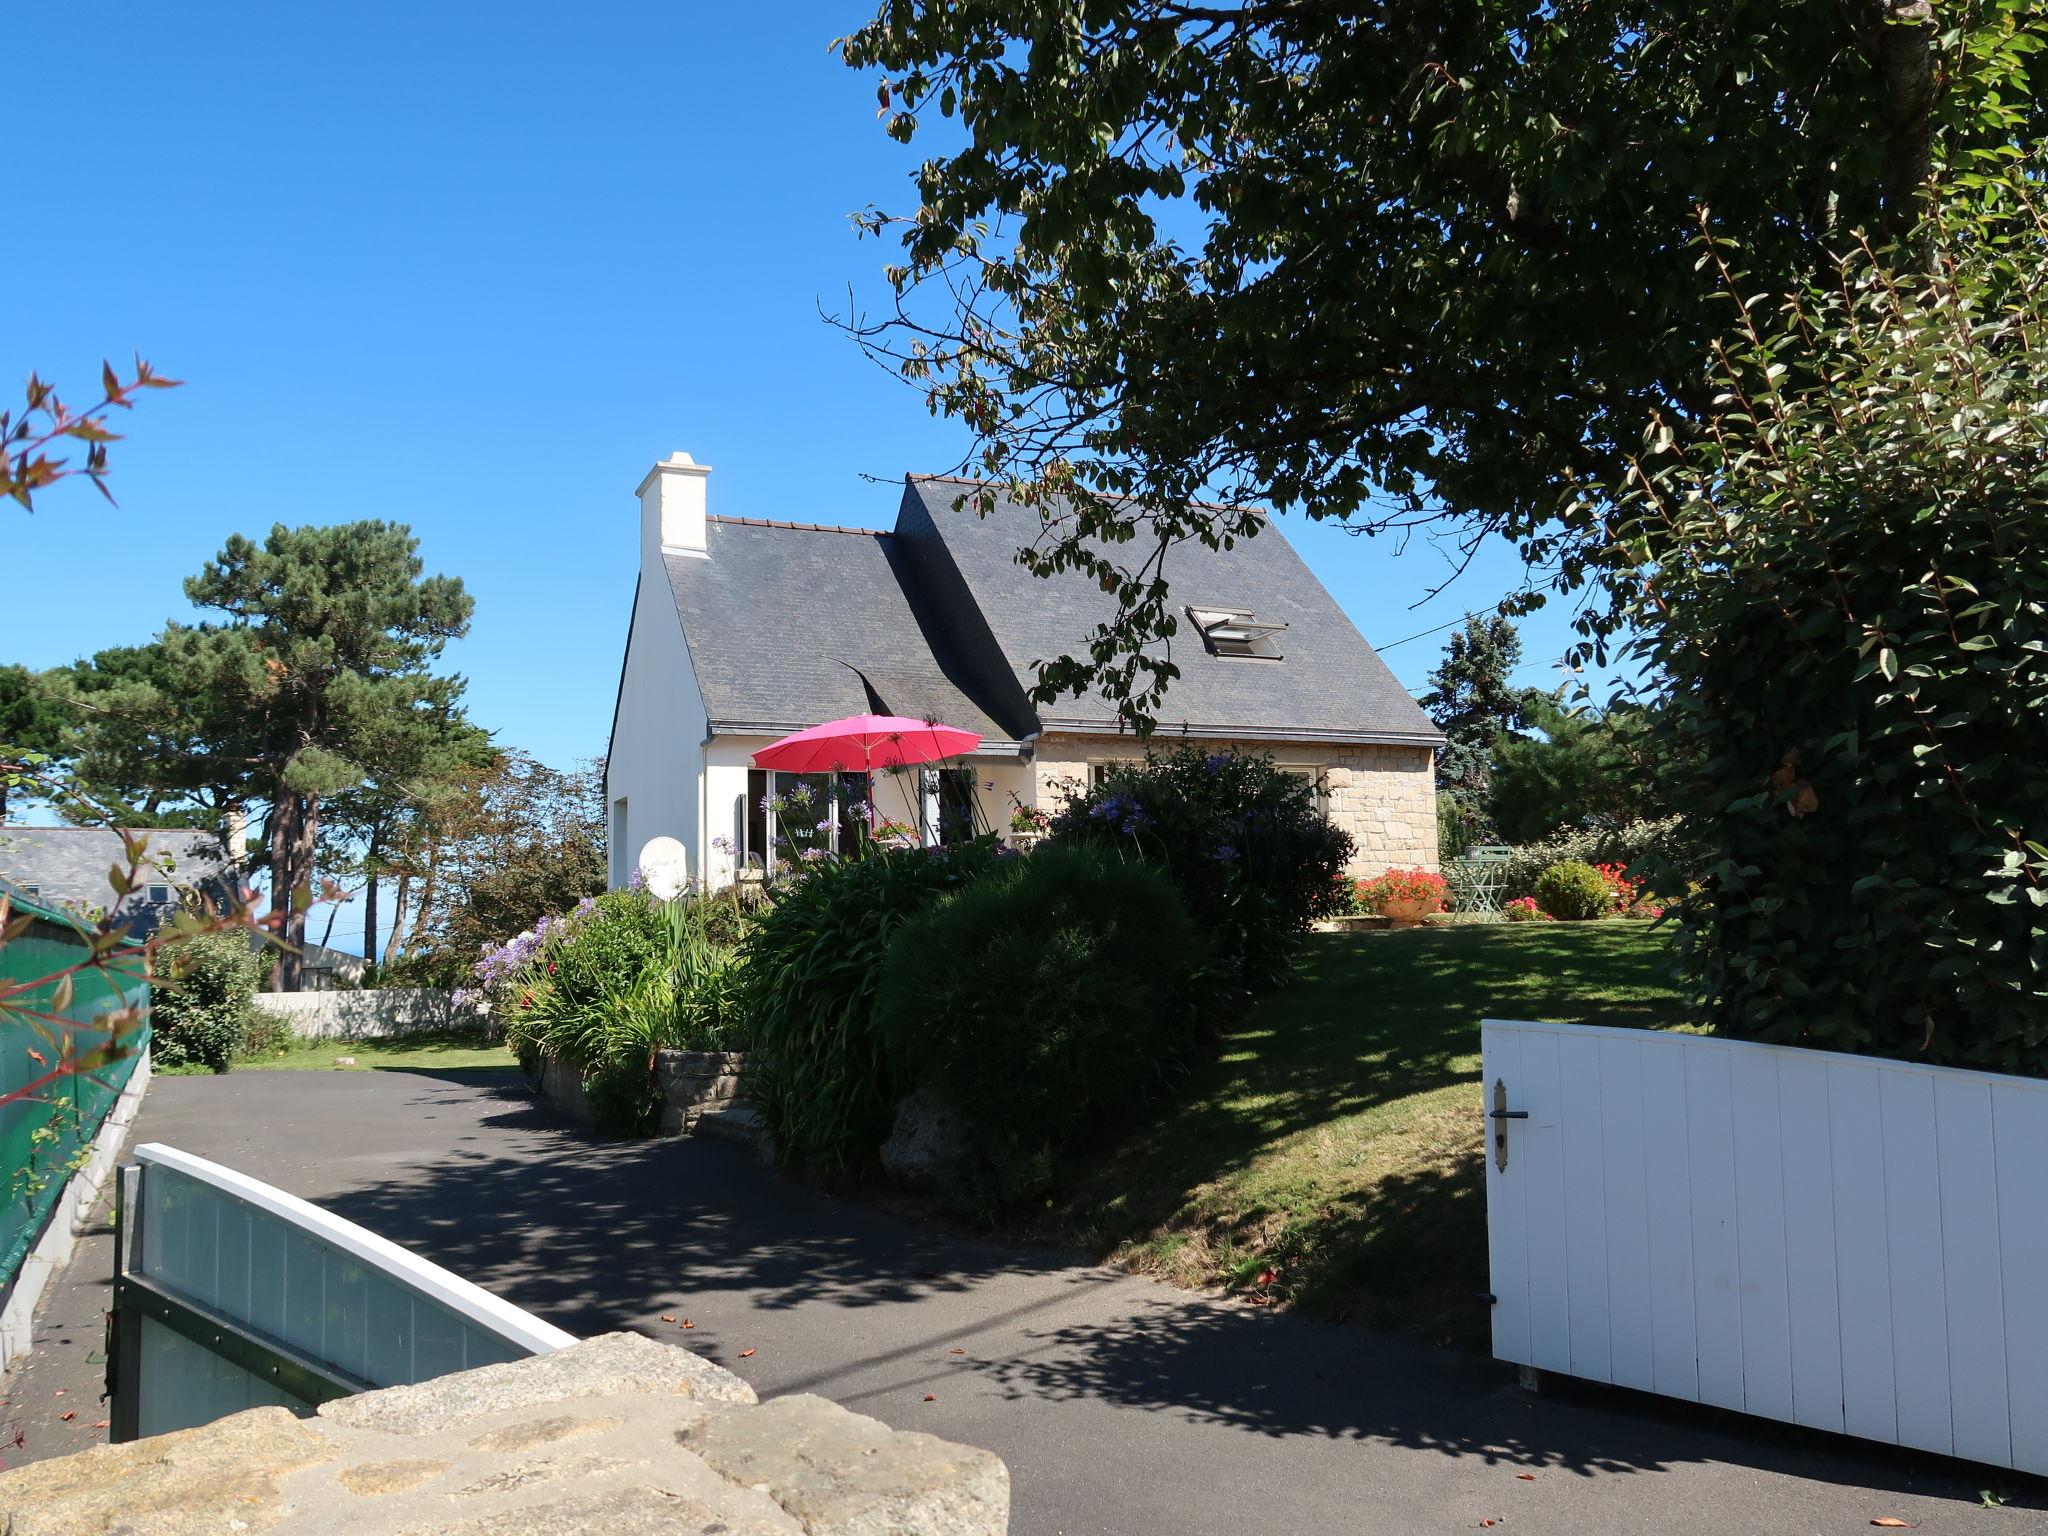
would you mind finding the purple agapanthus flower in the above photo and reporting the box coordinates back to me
[1212,845,1239,862]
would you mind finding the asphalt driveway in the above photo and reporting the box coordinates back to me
[8,1066,2041,1534]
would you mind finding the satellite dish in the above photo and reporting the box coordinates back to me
[636,836,692,901]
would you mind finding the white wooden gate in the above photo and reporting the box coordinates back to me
[1483,1019,2048,1474]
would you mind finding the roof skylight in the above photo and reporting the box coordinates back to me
[1186,606,1287,660]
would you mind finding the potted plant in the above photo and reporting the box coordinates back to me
[1354,868,1452,925]
[1008,799,1050,847]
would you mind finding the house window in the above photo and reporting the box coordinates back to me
[746,769,872,872]
[1280,765,1330,818]
[146,884,173,905]
[923,766,979,847]
[18,884,39,901]
[1186,605,1287,660]
[611,797,630,888]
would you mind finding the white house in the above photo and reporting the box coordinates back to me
[604,452,1443,888]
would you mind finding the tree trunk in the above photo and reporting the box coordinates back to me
[403,837,440,959]
[382,873,410,969]
[1855,0,1938,254]
[269,787,320,992]
[362,874,380,977]
[360,827,385,973]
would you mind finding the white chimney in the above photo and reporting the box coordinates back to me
[638,451,711,565]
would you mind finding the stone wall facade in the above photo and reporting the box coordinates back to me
[1029,732,1440,876]
[0,1331,1008,1534]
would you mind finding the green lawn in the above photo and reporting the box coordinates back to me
[157,1029,515,1075]
[1029,922,1690,1351]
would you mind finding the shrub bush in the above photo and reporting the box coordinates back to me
[497,889,748,1136]
[1503,896,1546,923]
[1533,860,1616,921]
[238,1007,296,1060]
[1048,747,1353,987]
[743,839,1002,1167]
[152,933,264,1071]
[1600,173,2048,1074]
[1498,816,1686,905]
[876,844,1207,1214]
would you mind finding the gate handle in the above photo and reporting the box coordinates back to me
[1491,1078,1526,1171]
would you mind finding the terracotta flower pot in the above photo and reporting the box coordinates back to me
[1378,895,1440,926]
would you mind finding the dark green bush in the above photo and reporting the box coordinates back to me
[1533,860,1614,921]
[1048,747,1352,988]
[153,933,264,1071]
[743,839,1002,1167]
[876,844,1207,1215]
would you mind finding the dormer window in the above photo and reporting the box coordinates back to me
[1187,605,1287,660]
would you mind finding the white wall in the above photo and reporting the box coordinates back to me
[257,988,491,1039]
[605,567,708,889]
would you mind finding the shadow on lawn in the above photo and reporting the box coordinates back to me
[1044,926,1685,1265]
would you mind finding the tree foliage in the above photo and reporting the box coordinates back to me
[1487,695,1668,845]
[838,0,2043,725]
[0,666,73,820]
[3,358,177,511]
[1420,615,1536,844]
[49,524,474,989]
[383,753,607,982]
[1601,159,2048,1071]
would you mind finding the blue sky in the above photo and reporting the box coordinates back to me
[8,4,1598,944]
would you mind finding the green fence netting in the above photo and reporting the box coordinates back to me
[0,894,151,1290]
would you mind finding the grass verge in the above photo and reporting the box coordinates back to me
[156,1028,515,1075]
[1024,922,1689,1351]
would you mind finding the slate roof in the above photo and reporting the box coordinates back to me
[657,478,1442,749]
[0,826,233,938]
[663,519,1023,746]
[900,477,1442,745]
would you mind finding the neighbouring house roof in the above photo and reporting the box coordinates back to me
[656,477,1443,750]
[0,826,233,938]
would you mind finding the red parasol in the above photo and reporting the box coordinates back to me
[750,714,979,773]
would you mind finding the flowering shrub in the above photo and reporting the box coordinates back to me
[1591,862,1644,912]
[490,889,749,1136]
[1503,896,1546,923]
[1050,748,1353,988]
[1008,802,1050,835]
[1533,860,1617,921]
[1353,868,1450,918]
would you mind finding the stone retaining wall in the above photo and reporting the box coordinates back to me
[532,1050,752,1141]
[656,1049,748,1135]
[0,1331,1008,1534]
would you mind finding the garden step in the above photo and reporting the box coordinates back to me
[691,1102,768,1153]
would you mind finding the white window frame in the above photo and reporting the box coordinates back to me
[1279,764,1331,819]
